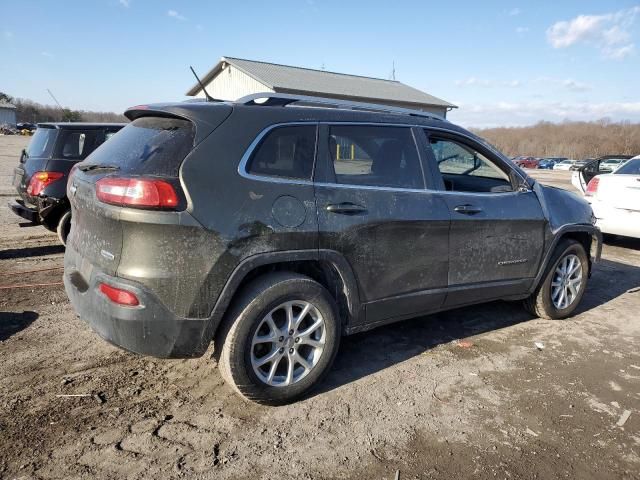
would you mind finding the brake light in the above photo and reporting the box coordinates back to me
[27,171,64,196]
[585,177,600,197]
[95,177,179,209]
[99,283,140,306]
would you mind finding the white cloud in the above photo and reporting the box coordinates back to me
[119,0,130,7]
[508,8,521,16]
[605,43,635,59]
[546,6,640,59]
[196,24,204,31]
[449,100,640,128]
[562,79,592,92]
[516,26,529,34]
[167,10,186,21]
[3,31,13,39]
[41,51,53,59]
[455,77,522,88]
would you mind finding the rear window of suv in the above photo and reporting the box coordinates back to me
[85,117,195,176]
[56,130,103,160]
[26,127,56,158]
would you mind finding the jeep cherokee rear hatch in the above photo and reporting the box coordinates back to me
[64,104,232,357]
[67,116,197,275]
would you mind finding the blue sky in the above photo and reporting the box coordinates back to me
[1,0,639,127]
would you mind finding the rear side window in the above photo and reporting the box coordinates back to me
[328,125,423,189]
[85,117,194,176]
[26,127,56,158]
[247,125,316,180]
[56,130,103,160]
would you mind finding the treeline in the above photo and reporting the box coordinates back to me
[1,92,126,124]
[472,120,640,159]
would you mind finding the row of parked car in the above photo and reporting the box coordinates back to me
[512,155,633,172]
[6,94,621,404]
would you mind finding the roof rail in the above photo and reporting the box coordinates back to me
[235,92,446,121]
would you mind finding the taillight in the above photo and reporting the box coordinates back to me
[99,283,140,306]
[95,177,180,209]
[585,177,600,197]
[27,171,64,196]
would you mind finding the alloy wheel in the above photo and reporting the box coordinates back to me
[551,253,583,310]
[250,301,326,387]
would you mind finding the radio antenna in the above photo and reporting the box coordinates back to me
[190,66,214,102]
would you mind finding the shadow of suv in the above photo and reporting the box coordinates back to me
[63,94,602,404]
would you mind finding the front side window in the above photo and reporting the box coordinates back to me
[328,125,423,189]
[247,125,316,180]
[427,135,513,193]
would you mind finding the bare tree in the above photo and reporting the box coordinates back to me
[473,120,640,159]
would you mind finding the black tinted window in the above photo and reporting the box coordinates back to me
[247,125,316,180]
[26,127,56,158]
[56,130,103,160]
[328,126,423,189]
[84,117,194,176]
[615,158,640,175]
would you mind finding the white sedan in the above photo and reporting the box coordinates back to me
[553,159,578,170]
[584,156,640,238]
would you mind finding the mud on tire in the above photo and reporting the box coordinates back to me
[524,239,589,320]
[214,272,341,405]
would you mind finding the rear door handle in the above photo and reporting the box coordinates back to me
[454,204,483,215]
[326,202,368,215]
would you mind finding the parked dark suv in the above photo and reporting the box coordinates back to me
[9,122,125,244]
[64,94,602,404]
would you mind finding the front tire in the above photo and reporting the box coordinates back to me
[215,272,341,405]
[524,239,589,319]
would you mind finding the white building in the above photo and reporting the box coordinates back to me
[186,57,456,118]
[0,103,17,126]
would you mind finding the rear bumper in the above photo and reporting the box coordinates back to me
[8,199,40,223]
[63,245,212,358]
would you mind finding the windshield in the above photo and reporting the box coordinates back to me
[614,158,640,175]
[26,127,56,158]
[83,117,194,176]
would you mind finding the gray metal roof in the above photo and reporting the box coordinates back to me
[187,57,456,109]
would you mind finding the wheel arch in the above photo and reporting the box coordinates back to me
[531,224,602,294]
[202,249,363,345]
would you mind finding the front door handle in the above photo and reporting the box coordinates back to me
[326,202,368,215]
[454,204,483,215]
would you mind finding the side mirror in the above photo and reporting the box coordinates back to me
[19,149,27,164]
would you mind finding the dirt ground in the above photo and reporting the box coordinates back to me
[1,135,638,480]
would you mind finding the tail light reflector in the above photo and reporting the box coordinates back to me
[96,177,179,209]
[27,171,64,196]
[585,177,600,197]
[99,283,140,306]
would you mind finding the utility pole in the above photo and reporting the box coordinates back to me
[390,61,396,80]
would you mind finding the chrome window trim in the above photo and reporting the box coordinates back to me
[238,121,529,193]
[237,122,318,186]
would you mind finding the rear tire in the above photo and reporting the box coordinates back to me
[524,239,589,319]
[57,210,72,246]
[215,272,341,405]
